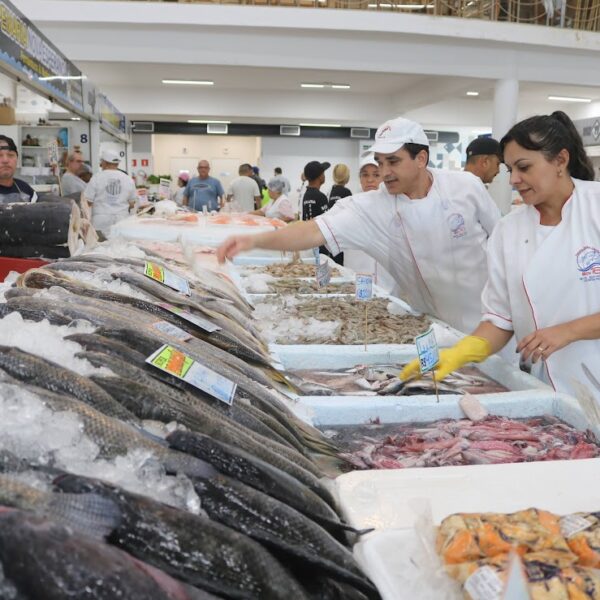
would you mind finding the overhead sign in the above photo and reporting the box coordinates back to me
[99,92,127,136]
[574,116,600,147]
[0,0,84,111]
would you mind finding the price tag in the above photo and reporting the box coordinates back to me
[464,566,503,600]
[415,327,439,374]
[312,247,320,265]
[144,262,191,296]
[502,554,531,600]
[156,302,221,333]
[152,320,193,341]
[560,514,594,538]
[316,260,331,288]
[355,273,373,301]
[146,344,236,405]
[158,178,171,200]
[47,139,60,165]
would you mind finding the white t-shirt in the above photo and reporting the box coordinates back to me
[315,169,500,333]
[85,169,136,216]
[262,194,295,220]
[227,176,260,212]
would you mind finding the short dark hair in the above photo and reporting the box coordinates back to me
[274,167,282,174]
[500,111,594,181]
[404,143,429,163]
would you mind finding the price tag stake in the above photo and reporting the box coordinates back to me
[355,273,374,351]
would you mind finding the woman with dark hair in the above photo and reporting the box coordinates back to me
[401,111,600,401]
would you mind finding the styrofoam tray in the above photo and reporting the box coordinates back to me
[307,390,592,430]
[231,252,313,266]
[335,455,600,531]
[271,342,545,392]
[354,529,461,600]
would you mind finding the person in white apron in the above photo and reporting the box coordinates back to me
[216,117,501,335]
[401,111,600,402]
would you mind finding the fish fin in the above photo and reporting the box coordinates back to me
[45,493,121,540]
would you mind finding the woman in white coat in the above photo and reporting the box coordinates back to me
[401,111,600,401]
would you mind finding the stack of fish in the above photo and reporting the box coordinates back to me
[0,243,380,600]
[334,415,600,470]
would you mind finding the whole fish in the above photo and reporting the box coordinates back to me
[167,431,354,540]
[193,475,379,600]
[0,473,120,540]
[0,510,202,600]
[0,345,139,425]
[54,473,310,600]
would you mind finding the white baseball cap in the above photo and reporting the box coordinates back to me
[364,117,429,156]
[100,148,121,164]
[359,153,378,170]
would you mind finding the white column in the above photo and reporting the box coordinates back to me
[488,78,519,215]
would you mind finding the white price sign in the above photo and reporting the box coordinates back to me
[415,327,439,374]
[355,273,373,301]
[144,262,191,296]
[158,178,171,200]
[146,344,237,405]
[316,260,331,288]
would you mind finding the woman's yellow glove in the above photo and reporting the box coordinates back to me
[399,336,492,382]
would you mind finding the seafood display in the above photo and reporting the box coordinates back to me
[253,296,429,344]
[245,261,341,279]
[284,364,508,396]
[0,241,380,600]
[330,415,600,470]
[246,277,356,295]
[438,508,600,599]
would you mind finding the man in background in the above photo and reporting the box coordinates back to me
[464,137,501,184]
[61,151,87,196]
[269,167,291,194]
[84,149,136,237]
[227,164,262,211]
[0,135,37,203]
[183,160,224,211]
[301,160,330,221]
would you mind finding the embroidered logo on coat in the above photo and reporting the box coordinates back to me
[577,246,600,282]
[447,213,466,238]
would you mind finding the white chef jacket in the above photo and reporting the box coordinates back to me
[85,169,136,235]
[315,169,500,333]
[482,178,600,402]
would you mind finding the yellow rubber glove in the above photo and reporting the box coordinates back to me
[399,336,492,382]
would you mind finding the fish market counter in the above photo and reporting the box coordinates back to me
[342,457,600,599]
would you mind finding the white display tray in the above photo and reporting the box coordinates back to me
[336,454,600,532]
[271,343,546,392]
[307,390,591,429]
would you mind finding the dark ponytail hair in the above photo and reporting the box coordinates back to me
[500,110,594,181]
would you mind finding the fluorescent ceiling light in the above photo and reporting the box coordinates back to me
[466,91,479,96]
[300,123,342,128]
[331,84,351,89]
[547,95,591,103]
[301,83,326,88]
[70,117,81,121]
[188,119,231,124]
[301,83,350,89]
[39,75,84,81]
[162,79,214,86]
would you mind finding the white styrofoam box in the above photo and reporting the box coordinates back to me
[354,529,461,600]
[336,456,600,532]
[307,391,593,431]
[231,252,313,266]
[272,344,547,392]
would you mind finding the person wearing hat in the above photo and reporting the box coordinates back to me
[301,161,330,221]
[83,148,136,237]
[250,178,295,222]
[172,171,189,206]
[0,135,37,203]
[217,117,500,334]
[464,137,502,184]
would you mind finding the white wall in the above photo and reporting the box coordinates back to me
[260,136,362,198]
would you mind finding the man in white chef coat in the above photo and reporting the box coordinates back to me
[217,117,501,333]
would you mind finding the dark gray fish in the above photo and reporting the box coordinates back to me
[193,475,379,600]
[0,510,198,600]
[54,473,310,600]
[167,431,352,539]
[0,346,139,425]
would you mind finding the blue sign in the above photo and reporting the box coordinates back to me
[415,327,439,374]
